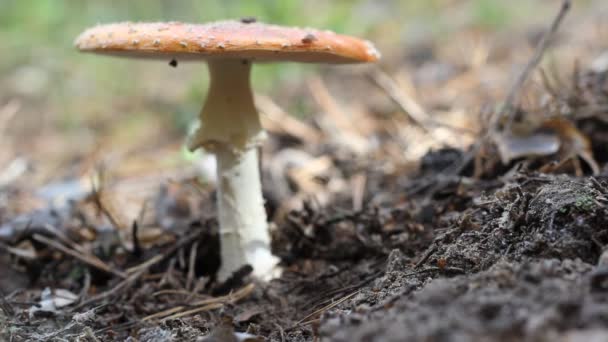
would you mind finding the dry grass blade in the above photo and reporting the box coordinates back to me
[494,0,572,132]
[0,288,14,316]
[91,170,130,231]
[256,94,323,143]
[418,0,573,199]
[370,68,476,142]
[351,173,366,211]
[32,234,127,279]
[141,306,184,321]
[287,155,333,194]
[308,77,358,134]
[186,240,199,291]
[43,224,88,254]
[125,254,164,274]
[308,76,370,153]
[72,268,146,310]
[191,283,255,306]
[295,290,360,327]
[64,247,163,311]
[370,68,433,133]
[152,289,211,299]
[0,241,36,260]
[160,302,224,321]
[0,99,20,136]
[143,283,255,321]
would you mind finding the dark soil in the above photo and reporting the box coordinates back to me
[3,155,608,341]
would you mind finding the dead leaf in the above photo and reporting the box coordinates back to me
[494,131,560,164]
[493,117,599,174]
[29,287,78,317]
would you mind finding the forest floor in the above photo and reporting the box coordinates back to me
[3,1,608,341]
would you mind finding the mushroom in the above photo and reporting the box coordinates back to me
[74,20,380,280]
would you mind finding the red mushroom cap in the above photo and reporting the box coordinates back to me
[74,20,380,64]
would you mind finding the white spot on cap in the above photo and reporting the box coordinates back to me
[365,40,381,59]
[217,42,225,49]
[179,41,188,47]
[281,43,291,48]
[132,39,140,45]
[153,39,161,46]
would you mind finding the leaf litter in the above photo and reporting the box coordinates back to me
[4,1,608,341]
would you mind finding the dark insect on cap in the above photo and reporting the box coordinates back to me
[240,17,257,24]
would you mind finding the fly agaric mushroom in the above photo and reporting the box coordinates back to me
[74,20,380,280]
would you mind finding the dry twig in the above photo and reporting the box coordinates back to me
[369,68,476,135]
[0,288,14,316]
[294,290,360,327]
[493,0,572,132]
[32,234,126,279]
[418,0,572,199]
[256,94,323,143]
[142,283,255,321]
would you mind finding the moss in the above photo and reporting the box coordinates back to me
[574,195,596,212]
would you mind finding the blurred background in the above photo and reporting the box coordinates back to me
[0,0,606,218]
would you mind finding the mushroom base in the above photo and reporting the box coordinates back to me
[215,145,277,281]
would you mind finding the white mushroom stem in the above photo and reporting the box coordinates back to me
[188,59,276,281]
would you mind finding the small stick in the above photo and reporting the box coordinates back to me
[91,173,128,231]
[160,302,223,321]
[0,241,36,260]
[125,254,164,274]
[82,327,102,342]
[143,283,255,321]
[32,234,126,279]
[0,288,14,316]
[295,290,360,327]
[370,69,432,133]
[152,289,211,299]
[256,94,323,143]
[420,0,572,199]
[0,99,20,136]
[131,221,142,257]
[43,224,87,254]
[415,245,437,268]
[308,77,359,134]
[351,173,367,212]
[494,0,572,132]
[186,240,199,291]
[72,269,144,310]
[369,68,476,135]
[79,269,92,301]
[275,323,286,342]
